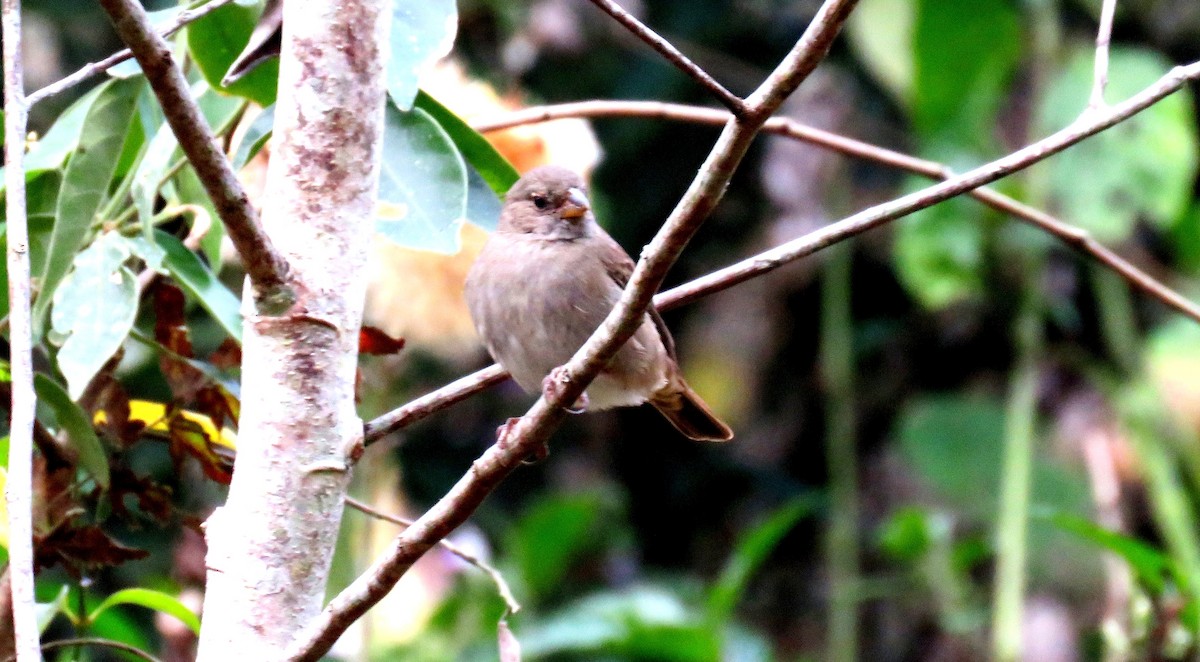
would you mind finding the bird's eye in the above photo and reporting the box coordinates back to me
[531,194,549,210]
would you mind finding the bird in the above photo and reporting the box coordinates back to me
[464,165,733,442]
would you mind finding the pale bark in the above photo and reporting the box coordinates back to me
[194,0,390,656]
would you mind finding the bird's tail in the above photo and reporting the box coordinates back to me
[651,380,734,442]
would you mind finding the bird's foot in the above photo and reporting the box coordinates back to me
[542,367,589,414]
[495,417,549,464]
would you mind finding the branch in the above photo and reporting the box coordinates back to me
[584,0,745,114]
[472,100,1200,324]
[97,0,294,312]
[25,0,237,107]
[19,639,163,662]
[286,2,860,658]
[362,78,1200,446]
[343,496,521,615]
[1,0,42,657]
[1089,0,1118,109]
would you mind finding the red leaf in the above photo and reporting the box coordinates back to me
[359,326,406,355]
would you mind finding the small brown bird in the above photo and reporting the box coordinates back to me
[465,165,733,442]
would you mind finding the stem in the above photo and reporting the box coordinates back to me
[820,244,858,662]
[1,0,42,656]
[990,272,1043,662]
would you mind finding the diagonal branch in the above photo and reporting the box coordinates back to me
[362,60,1200,449]
[583,0,746,114]
[1,0,42,657]
[287,1,860,658]
[97,0,294,312]
[25,0,238,107]
[343,496,521,615]
[472,100,1200,324]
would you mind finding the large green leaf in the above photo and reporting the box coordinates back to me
[33,76,141,338]
[22,84,107,175]
[911,0,1021,146]
[1038,509,1174,595]
[187,0,278,106]
[706,496,815,624]
[389,1,457,110]
[845,0,913,102]
[505,491,621,601]
[156,230,243,343]
[89,588,201,636]
[1036,47,1199,243]
[375,102,468,254]
[50,233,139,400]
[892,190,988,309]
[414,90,517,198]
[518,586,718,662]
[33,374,109,489]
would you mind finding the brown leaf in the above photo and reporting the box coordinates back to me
[167,415,234,484]
[359,326,406,355]
[107,465,175,524]
[209,337,243,371]
[36,522,149,576]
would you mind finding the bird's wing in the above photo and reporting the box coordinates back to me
[597,232,678,361]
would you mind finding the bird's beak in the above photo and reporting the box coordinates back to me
[560,187,590,219]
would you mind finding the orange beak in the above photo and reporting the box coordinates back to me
[560,187,590,219]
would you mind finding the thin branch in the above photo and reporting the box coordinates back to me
[97,0,294,312]
[663,61,1200,309]
[16,638,163,662]
[287,2,859,658]
[362,60,1200,450]
[343,496,521,615]
[362,365,508,446]
[2,0,41,657]
[1089,0,1118,109]
[25,0,237,107]
[583,0,746,114]
[472,100,1200,324]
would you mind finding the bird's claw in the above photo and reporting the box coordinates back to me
[542,367,589,413]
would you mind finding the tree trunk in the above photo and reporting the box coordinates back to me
[195,0,389,656]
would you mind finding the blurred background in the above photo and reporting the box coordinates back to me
[16,0,1200,660]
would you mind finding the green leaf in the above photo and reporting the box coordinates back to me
[33,374,109,489]
[506,492,619,601]
[519,585,717,662]
[706,495,815,624]
[892,191,987,309]
[1036,509,1173,595]
[376,103,468,254]
[187,0,278,106]
[389,1,457,110]
[1036,47,1199,243]
[231,104,275,172]
[845,0,914,102]
[414,90,518,197]
[23,83,107,175]
[33,76,141,339]
[89,588,201,636]
[50,233,139,400]
[911,0,1021,146]
[172,166,226,269]
[156,230,243,343]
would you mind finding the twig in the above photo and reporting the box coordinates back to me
[343,496,521,615]
[97,0,294,312]
[1089,0,1118,109]
[9,638,163,662]
[1,0,41,658]
[362,90,1200,447]
[286,2,860,658]
[583,0,745,114]
[473,100,1200,324]
[25,0,237,107]
[361,364,508,446]
[662,61,1200,308]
